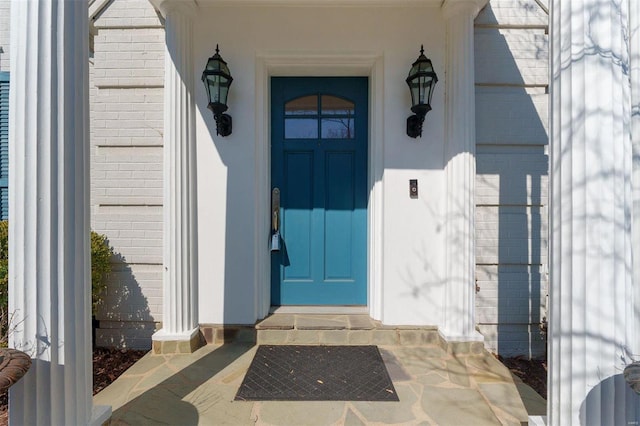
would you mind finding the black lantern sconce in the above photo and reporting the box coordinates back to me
[202,45,233,137]
[406,45,438,138]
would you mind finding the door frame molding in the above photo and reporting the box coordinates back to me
[254,51,385,320]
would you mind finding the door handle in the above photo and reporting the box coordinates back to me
[271,188,281,251]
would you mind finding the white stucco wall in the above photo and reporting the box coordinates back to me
[191,5,447,326]
[474,0,549,358]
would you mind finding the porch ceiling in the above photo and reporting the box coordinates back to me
[150,0,489,16]
[153,0,440,8]
[193,0,442,5]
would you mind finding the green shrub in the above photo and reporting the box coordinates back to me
[91,230,113,316]
[0,220,8,343]
[0,224,113,344]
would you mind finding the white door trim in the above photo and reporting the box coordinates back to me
[254,51,385,321]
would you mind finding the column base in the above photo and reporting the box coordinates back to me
[90,405,112,426]
[528,415,547,426]
[152,327,204,354]
[439,330,485,355]
[439,329,484,342]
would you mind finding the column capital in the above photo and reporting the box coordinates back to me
[150,0,198,18]
[441,0,487,20]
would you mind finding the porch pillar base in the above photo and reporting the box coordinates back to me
[90,405,112,426]
[439,330,485,356]
[152,327,203,354]
[438,329,484,343]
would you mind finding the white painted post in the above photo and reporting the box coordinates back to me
[7,1,108,424]
[631,0,640,359]
[151,2,200,353]
[440,0,486,343]
[549,0,640,423]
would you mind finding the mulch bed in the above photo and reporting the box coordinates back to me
[93,348,148,395]
[499,355,547,399]
[0,348,148,426]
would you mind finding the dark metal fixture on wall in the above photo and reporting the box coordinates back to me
[406,45,438,138]
[202,45,233,136]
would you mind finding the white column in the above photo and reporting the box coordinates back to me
[151,2,200,353]
[441,0,486,342]
[7,1,108,425]
[549,0,639,424]
[631,0,640,355]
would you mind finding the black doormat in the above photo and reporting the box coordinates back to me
[234,345,398,401]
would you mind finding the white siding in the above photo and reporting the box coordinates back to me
[90,0,164,349]
[476,87,548,145]
[475,29,548,85]
[475,0,549,358]
[0,0,10,73]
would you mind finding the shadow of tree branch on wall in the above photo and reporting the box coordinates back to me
[474,1,549,358]
[548,0,640,420]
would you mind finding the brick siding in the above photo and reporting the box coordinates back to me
[90,0,165,349]
[0,0,10,72]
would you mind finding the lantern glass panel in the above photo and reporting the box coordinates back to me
[426,79,435,105]
[202,76,212,101]
[218,80,230,105]
[206,75,230,104]
[206,75,218,103]
[407,51,437,109]
[418,59,434,73]
[409,76,422,105]
[421,76,434,104]
[203,56,232,106]
[408,80,420,107]
[205,57,230,74]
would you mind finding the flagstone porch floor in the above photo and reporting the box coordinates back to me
[94,314,546,425]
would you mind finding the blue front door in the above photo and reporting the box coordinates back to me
[271,77,368,305]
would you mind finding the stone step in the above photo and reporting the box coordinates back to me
[256,313,380,331]
[257,328,443,348]
[200,314,486,356]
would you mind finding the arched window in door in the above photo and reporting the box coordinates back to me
[284,94,355,140]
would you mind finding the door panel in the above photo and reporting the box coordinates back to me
[324,152,355,280]
[283,151,314,280]
[271,77,368,306]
